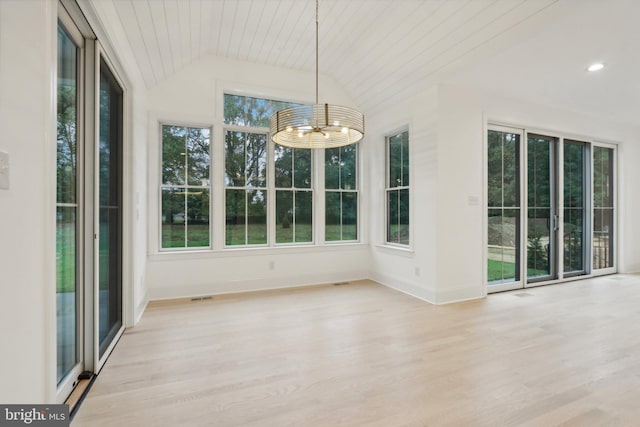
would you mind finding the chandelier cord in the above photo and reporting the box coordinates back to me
[315,0,319,105]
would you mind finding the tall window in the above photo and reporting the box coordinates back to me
[161,124,211,249]
[224,131,268,245]
[325,145,358,241]
[593,146,615,269]
[275,146,313,244]
[223,94,302,246]
[386,130,410,245]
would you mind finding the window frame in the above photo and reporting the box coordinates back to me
[385,128,411,247]
[274,144,314,246]
[159,122,213,252]
[223,125,270,247]
[325,145,359,243]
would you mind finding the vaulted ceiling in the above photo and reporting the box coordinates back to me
[101,0,640,125]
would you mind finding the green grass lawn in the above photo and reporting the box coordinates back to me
[488,259,549,282]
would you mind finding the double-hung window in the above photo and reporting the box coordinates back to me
[160,124,211,249]
[275,146,313,244]
[386,130,410,246]
[325,145,358,241]
[223,94,303,246]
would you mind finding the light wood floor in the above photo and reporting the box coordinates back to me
[73,275,640,426]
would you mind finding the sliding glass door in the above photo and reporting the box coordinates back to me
[98,58,123,358]
[56,20,83,390]
[56,4,125,402]
[527,135,557,282]
[487,125,615,292]
[487,127,522,291]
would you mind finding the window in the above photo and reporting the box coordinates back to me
[161,124,211,249]
[224,130,268,245]
[386,130,410,245]
[274,146,313,243]
[325,145,358,241]
[223,93,304,246]
[593,146,615,269]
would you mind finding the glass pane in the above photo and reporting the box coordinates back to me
[502,209,520,281]
[487,131,502,207]
[57,26,78,205]
[186,189,210,247]
[274,145,292,188]
[401,131,410,187]
[276,190,294,244]
[341,144,357,190]
[593,146,613,208]
[564,141,585,273]
[388,134,402,188]
[162,125,186,186]
[527,208,551,277]
[225,189,246,245]
[56,206,77,384]
[325,148,340,190]
[387,190,399,243]
[295,191,313,242]
[527,136,552,279]
[57,24,79,384]
[162,187,186,248]
[186,127,210,186]
[294,149,312,189]
[224,131,246,187]
[398,188,410,245]
[594,208,614,269]
[247,190,267,244]
[503,133,520,207]
[98,60,123,355]
[223,93,301,127]
[488,208,520,283]
[246,133,267,187]
[325,191,341,241]
[342,192,358,240]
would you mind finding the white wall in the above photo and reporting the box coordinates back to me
[435,83,640,302]
[367,87,439,303]
[145,55,370,300]
[0,0,57,403]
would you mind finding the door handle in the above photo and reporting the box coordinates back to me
[553,214,560,231]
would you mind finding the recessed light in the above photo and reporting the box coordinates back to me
[587,63,604,72]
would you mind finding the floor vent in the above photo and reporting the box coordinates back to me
[191,296,213,301]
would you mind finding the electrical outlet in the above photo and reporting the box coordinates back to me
[0,151,9,190]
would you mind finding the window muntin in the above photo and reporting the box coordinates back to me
[325,145,358,241]
[224,130,268,246]
[275,145,313,244]
[161,125,211,249]
[386,130,410,245]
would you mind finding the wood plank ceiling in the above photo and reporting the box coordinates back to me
[111,0,558,110]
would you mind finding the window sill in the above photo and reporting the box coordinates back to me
[148,242,369,261]
[374,244,415,257]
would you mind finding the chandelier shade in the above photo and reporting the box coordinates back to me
[270,103,364,149]
[270,0,365,149]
